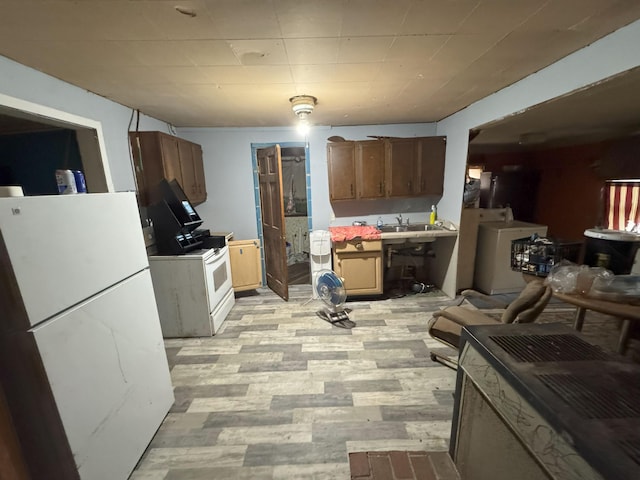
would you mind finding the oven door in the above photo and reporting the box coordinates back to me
[203,246,233,315]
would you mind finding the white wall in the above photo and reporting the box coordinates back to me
[178,124,437,240]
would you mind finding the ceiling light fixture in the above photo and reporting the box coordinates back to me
[290,95,317,134]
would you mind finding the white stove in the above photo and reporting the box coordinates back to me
[148,246,235,337]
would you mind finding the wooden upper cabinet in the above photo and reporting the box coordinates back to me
[356,141,385,199]
[386,138,418,197]
[178,139,196,198]
[158,134,183,187]
[129,131,207,206]
[327,142,356,201]
[191,143,207,204]
[416,136,446,196]
[326,136,446,202]
[178,141,207,205]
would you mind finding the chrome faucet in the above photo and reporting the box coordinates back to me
[396,214,403,225]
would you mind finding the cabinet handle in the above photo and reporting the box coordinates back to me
[408,181,412,192]
[350,184,354,195]
[379,182,382,194]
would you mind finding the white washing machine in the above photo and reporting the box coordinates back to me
[474,221,548,294]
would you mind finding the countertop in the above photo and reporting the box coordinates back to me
[328,224,458,243]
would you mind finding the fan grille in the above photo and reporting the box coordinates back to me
[315,270,346,309]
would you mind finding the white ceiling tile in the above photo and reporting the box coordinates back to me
[202,0,282,39]
[519,0,607,32]
[337,37,394,63]
[429,34,503,76]
[275,0,344,38]
[457,0,547,35]
[401,1,479,35]
[291,64,381,83]
[200,65,293,84]
[340,0,413,36]
[290,65,338,83]
[227,39,289,65]
[179,40,240,66]
[562,0,640,37]
[123,41,196,66]
[284,38,340,65]
[154,66,215,84]
[93,66,174,86]
[375,63,434,83]
[386,35,449,62]
[141,0,225,40]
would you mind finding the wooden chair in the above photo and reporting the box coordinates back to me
[428,280,553,369]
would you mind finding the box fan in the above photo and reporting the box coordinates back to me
[314,270,355,329]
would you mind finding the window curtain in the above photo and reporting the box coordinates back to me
[604,181,640,230]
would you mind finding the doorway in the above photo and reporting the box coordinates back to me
[281,146,311,285]
[251,142,312,297]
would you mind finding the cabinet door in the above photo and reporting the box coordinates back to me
[229,240,262,291]
[159,134,184,188]
[128,132,207,207]
[327,142,356,201]
[417,136,446,196]
[386,138,418,197]
[333,251,383,295]
[356,141,385,199]
[178,139,197,203]
[191,143,207,204]
[332,240,383,295]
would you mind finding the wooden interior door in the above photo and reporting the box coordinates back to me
[257,145,289,301]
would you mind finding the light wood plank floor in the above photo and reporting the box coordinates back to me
[130,285,639,479]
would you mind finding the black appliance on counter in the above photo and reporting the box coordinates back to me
[149,179,205,255]
[149,179,227,255]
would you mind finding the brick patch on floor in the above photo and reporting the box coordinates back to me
[349,450,461,480]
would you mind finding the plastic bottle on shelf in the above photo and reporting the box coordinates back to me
[429,205,437,224]
[377,217,384,229]
[55,169,77,194]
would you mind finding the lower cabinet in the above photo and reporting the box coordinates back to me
[332,240,383,295]
[229,239,263,291]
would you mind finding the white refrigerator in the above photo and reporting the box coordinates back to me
[0,193,174,479]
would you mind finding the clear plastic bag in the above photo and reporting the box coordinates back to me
[546,260,614,294]
[589,274,640,303]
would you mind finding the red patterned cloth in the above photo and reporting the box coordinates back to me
[329,226,381,242]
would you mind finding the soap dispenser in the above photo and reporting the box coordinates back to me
[429,205,437,224]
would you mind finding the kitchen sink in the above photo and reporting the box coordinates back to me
[379,225,409,232]
[379,223,443,232]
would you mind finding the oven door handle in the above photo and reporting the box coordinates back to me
[204,249,226,267]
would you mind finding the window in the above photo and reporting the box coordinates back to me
[604,180,640,230]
